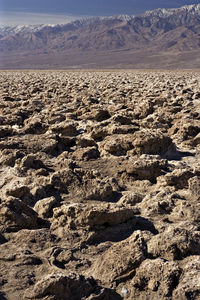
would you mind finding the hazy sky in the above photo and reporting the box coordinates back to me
[0,0,200,25]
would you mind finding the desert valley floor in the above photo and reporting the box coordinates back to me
[0,70,199,300]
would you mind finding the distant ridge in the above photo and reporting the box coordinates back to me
[0,3,200,69]
[144,3,200,17]
[0,15,136,36]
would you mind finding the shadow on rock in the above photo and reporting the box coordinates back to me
[87,218,137,245]
[135,217,158,235]
[162,149,194,161]
[0,292,8,300]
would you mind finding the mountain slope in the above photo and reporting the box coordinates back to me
[0,4,200,68]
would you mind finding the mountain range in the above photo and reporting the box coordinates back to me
[0,3,200,69]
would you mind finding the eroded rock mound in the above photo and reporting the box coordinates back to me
[51,203,137,244]
[131,258,181,299]
[132,129,175,155]
[24,273,122,300]
[91,231,147,285]
[148,226,200,260]
[0,197,46,232]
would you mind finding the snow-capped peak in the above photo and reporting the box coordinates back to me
[0,3,200,37]
[144,3,200,18]
[71,15,135,28]
[0,24,61,37]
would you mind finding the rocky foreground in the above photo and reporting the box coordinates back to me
[0,70,199,300]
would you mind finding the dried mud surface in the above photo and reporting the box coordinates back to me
[0,70,200,300]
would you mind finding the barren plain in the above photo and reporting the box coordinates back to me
[0,70,199,300]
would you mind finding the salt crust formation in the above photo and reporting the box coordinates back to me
[0,70,199,299]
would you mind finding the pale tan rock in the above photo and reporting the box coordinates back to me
[188,176,200,197]
[90,126,109,141]
[23,273,118,300]
[71,147,100,161]
[112,114,132,125]
[0,149,21,167]
[126,157,168,182]
[169,119,200,142]
[172,256,200,300]
[19,154,45,170]
[118,192,143,206]
[193,132,200,146]
[108,123,139,135]
[23,117,46,134]
[51,203,137,233]
[134,100,154,119]
[51,121,78,136]
[76,136,97,148]
[99,134,133,156]
[92,109,111,122]
[0,168,32,204]
[90,231,147,284]
[50,169,81,194]
[148,226,200,260]
[132,129,174,155]
[138,188,176,218]
[34,196,57,218]
[131,258,181,299]
[157,168,196,188]
[0,197,45,232]
[83,177,120,201]
[169,201,200,223]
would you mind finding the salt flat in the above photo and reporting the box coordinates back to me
[0,70,199,300]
